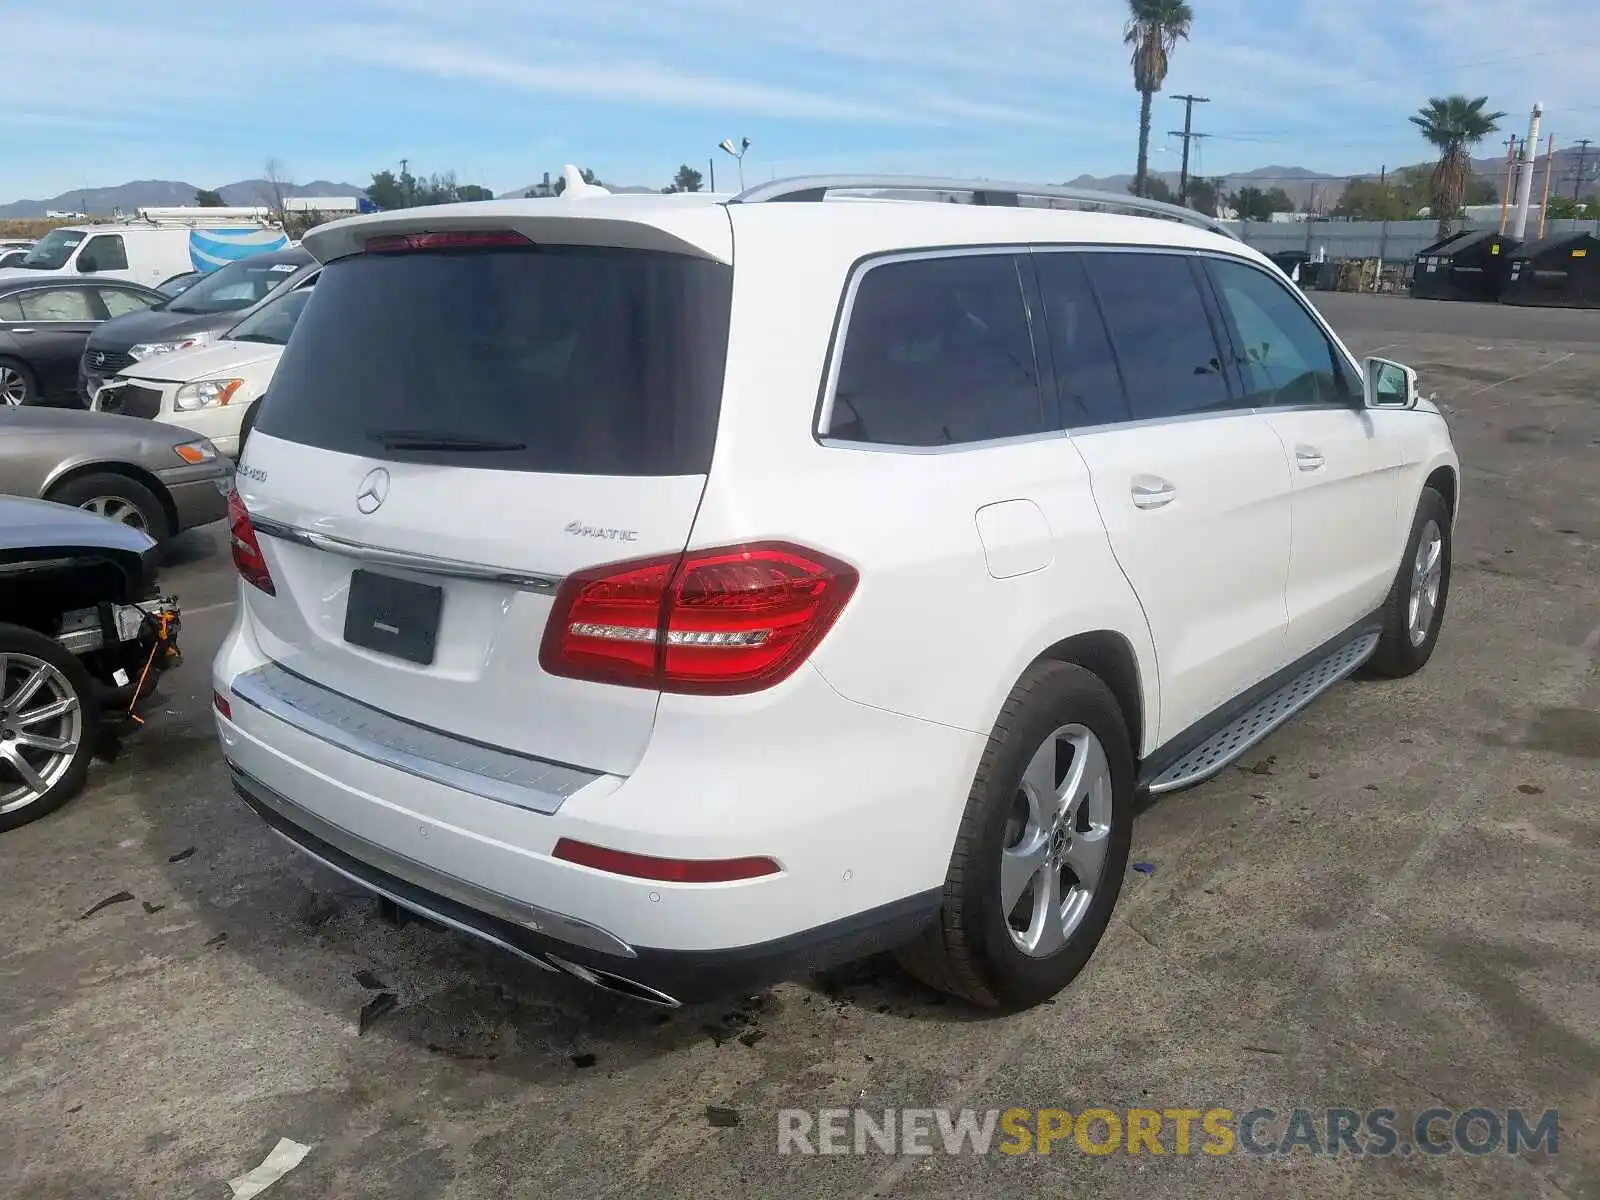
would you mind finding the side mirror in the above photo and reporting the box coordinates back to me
[76,258,97,274]
[1363,356,1419,409]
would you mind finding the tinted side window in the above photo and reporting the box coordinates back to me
[1081,253,1234,421]
[1031,253,1130,427]
[1205,258,1354,406]
[830,254,1044,446]
[0,296,21,322]
[80,235,128,272]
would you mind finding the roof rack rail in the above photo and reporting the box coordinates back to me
[728,174,1237,240]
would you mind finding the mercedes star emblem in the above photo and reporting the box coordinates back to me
[355,467,391,515]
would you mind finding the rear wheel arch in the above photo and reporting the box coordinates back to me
[1030,630,1146,762]
[1424,465,1457,522]
[43,463,177,538]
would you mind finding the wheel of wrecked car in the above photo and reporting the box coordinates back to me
[0,357,36,406]
[0,625,101,831]
[45,473,171,542]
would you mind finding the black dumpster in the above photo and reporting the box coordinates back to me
[1410,228,1520,301]
[1500,230,1600,309]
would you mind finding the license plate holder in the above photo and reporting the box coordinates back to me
[343,569,443,666]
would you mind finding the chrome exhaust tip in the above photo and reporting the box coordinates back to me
[544,953,682,1009]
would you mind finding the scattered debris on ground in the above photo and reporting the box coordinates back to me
[78,892,134,920]
[226,1137,311,1199]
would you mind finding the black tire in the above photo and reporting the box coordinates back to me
[0,624,100,832]
[0,356,37,406]
[45,472,171,542]
[237,399,260,456]
[894,661,1136,1009]
[1366,486,1452,679]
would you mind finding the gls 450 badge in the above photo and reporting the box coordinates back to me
[565,521,638,542]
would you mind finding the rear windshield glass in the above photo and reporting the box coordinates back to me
[257,243,733,476]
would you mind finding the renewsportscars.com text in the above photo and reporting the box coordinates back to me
[777,1106,1560,1158]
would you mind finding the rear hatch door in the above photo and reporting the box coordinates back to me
[235,213,733,776]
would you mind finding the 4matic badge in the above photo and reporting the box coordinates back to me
[565,521,638,542]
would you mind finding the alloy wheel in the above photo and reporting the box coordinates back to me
[1000,723,1114,957]
[0,366,26,406]
[0,654,83,813]
[1408,519,1444,647]
[80,496,149,532]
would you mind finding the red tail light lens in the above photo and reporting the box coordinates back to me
[364,230,531,253]
[552,838,780,883]
[228,489,276,595]
[539,541,858,695]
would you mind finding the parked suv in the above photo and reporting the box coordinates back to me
[213,176,1459,1010]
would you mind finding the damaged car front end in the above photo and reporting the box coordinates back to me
[0,496,182,830]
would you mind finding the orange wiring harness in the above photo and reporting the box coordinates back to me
[125,609,181,726]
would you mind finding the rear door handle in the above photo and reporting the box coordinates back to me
[10,328,34,334]
[1131,478,1177,510]
[1295,447,1326,472]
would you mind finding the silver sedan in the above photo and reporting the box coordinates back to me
[0,405,231,541]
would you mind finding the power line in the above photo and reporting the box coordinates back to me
[1169,94,1211,205]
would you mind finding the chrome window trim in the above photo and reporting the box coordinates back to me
[230,661,603,816]
[249,514,562,594]
[817,428,1069,455]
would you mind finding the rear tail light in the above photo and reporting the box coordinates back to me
[213,692,232,719]
[552,838,780,883]
[364,230,532,253]
[228,489,276,595]
[539,541,858,695]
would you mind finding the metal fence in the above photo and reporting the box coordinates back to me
[1222,216,1600,263]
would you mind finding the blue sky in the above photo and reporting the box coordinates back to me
[3,0,1596,200]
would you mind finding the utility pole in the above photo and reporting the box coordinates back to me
[1573,139,1593,202]
[1169,94,1210,205]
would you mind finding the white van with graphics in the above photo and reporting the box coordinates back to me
[0,208,289,291]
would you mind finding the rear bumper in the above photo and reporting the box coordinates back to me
[232,763,939,1004]
[212,614,984,1000]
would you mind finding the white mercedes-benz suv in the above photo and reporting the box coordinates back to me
[213,172,1459,1011]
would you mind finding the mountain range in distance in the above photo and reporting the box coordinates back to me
[4,148,1590,218]
[1067,147,1593,208]
[0,178,368,219]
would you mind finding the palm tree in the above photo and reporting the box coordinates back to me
[1410,95,1506,238]
[1125,0,1194,199]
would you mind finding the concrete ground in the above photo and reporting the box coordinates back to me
[2,294,1596,1199]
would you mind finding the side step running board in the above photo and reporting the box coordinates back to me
[1141,630,1381,796]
